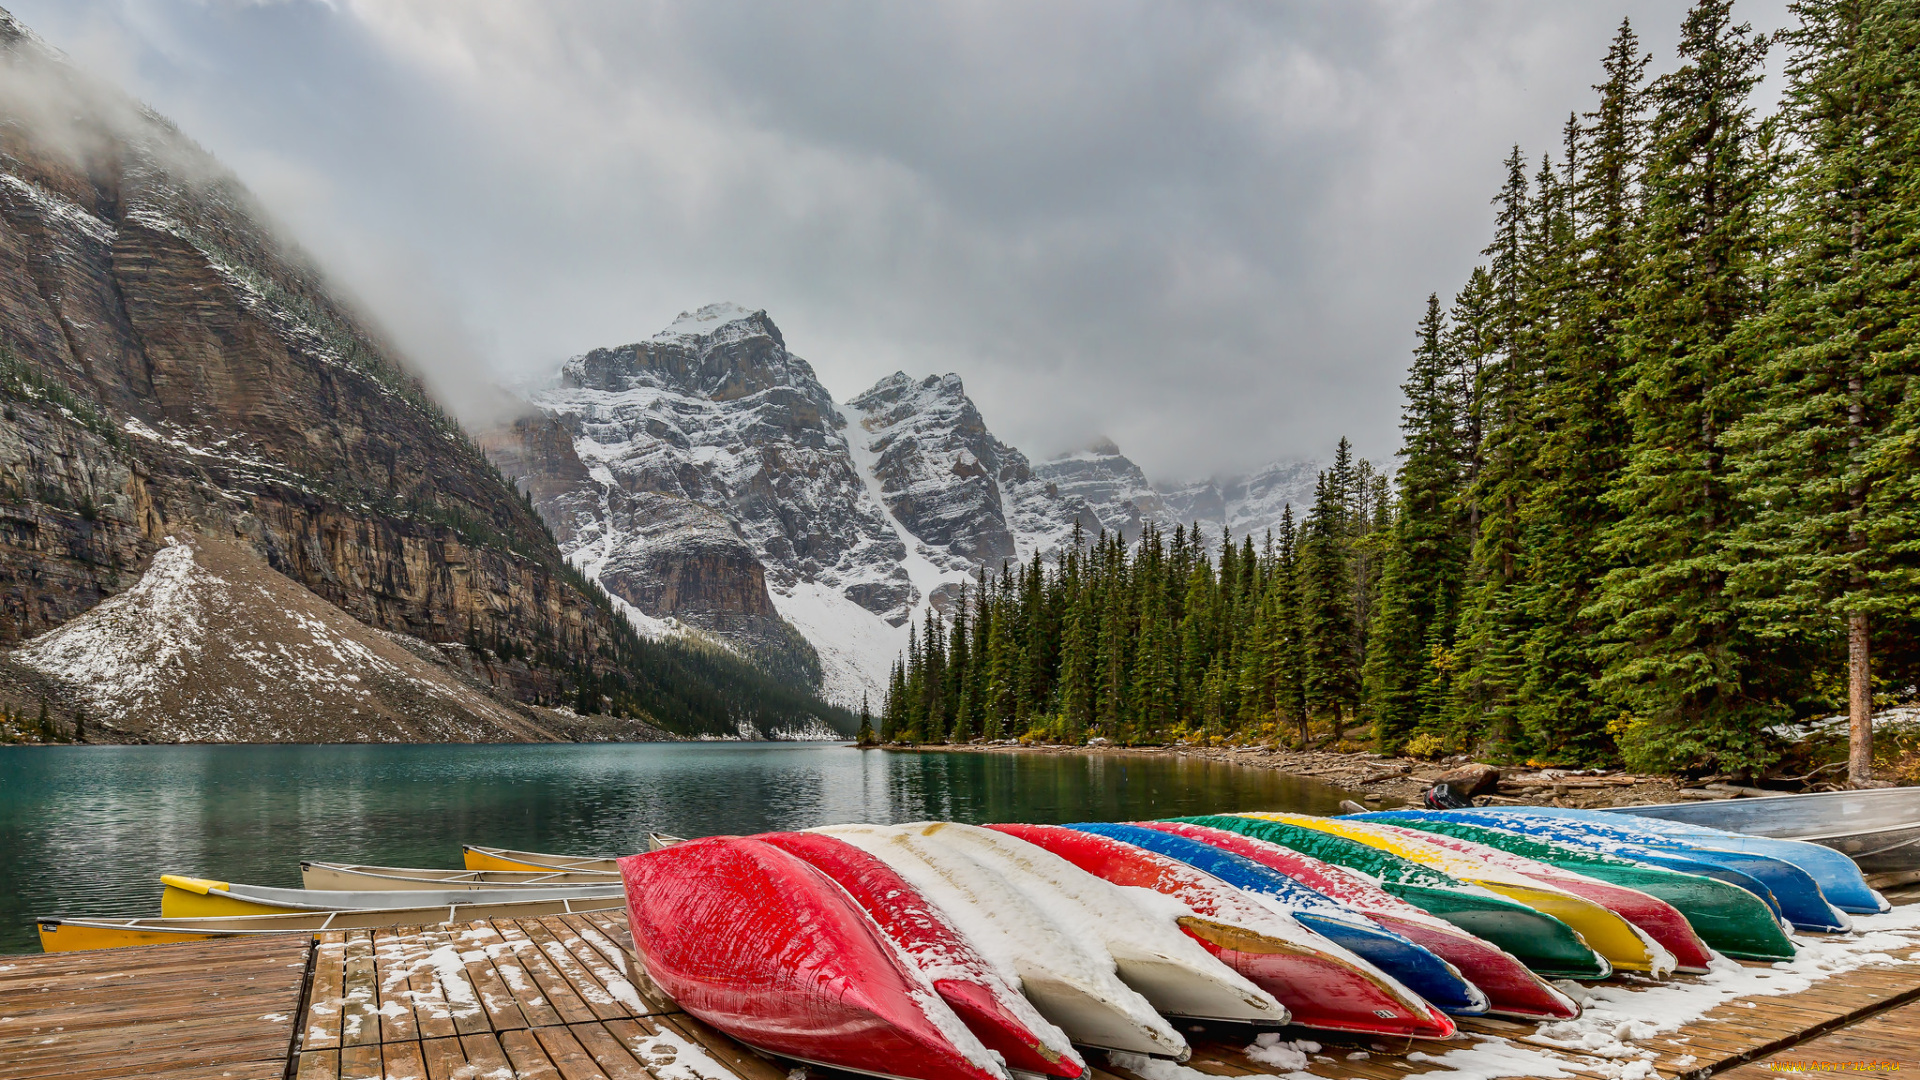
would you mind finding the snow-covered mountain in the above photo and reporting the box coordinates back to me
[493,304,1321,707]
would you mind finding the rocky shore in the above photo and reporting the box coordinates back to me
[945,740,1767,809]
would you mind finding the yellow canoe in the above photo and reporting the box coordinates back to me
[461,835,683,873]
[159,874,621,919]
[1237,813,1668,974]
[41,893,630,952]
[302,861,620,891]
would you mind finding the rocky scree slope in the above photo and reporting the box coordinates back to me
[497,305,1318,708]
[10,534,673,742]
[0,12,844,739]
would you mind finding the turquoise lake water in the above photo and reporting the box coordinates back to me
[0,742,1356,954]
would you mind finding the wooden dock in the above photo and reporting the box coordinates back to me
[2,905,1918,1080]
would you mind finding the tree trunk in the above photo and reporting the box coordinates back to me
[1849,611,1873,786]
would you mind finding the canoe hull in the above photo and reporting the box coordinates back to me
[620,837,1003,1080]
[755,831,1084,1079]
[1357,813,1795,962]
[1139,820,1578,1021]
[1173,815,1610,980]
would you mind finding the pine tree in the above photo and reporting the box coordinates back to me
[1299,472,1358,742]
[1367,294,1468,749]
[1516,21,1650,764]
[1592,0,1780,774]
[857,694,877,745]
[1726,0,1920,784]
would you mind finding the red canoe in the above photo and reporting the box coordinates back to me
[621,836,1006,1080]
[1138,821,1579,1021]
[755,831,1085,1078]
[1355,821,1713,974]
[989,823,1453,1040]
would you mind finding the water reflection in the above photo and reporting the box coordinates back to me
[0,742,1354,954]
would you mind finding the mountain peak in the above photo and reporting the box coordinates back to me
[652,301,774,344]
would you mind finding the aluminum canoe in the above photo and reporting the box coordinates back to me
[619,836,1008,1080]
[1357,811,1797,961]
[1139,820,1579,1021]
[302,861,620,890]
[159,874,620,918]
[1605,788,1920,883]
[36,894,627,953]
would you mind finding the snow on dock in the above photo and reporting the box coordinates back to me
[1,904,1918,1080]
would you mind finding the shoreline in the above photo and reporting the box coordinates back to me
[891,740,1720,809]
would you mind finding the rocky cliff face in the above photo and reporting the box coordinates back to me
[500,304,1320,708]
[0,12,845,738]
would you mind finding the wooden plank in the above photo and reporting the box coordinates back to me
[383,1040,431,1080]
[374,928,422,1044]
[561,915,675,1014]
[295,1050,341,1080]
[521,919,630,1021]
[420,924,510,1035]
[655,1014,788,1080]
[460,1033,518,1079]
[338,1042,385,1080]
[402,925,458,1041]
[567,1021,658,1080]
[500,1027,566,1080]
[419,1037,469,1080]
[494,919,600,1025]
[533,1024,615,1080]
[340,931,383,1050]
[304,934,350,1052]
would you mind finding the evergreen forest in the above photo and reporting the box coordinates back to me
[876,0,1920,781]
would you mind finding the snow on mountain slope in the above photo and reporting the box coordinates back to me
[500,304,1325,709]
[13,535,578,742]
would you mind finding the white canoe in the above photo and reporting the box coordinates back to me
[302,861,620,891]
[818,823,1190,1059]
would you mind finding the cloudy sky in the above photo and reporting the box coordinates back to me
[7,0,1791,482]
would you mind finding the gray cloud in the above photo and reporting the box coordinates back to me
[6,0,1792,481]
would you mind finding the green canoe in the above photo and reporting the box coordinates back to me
[1360,813,1796,961]
[1172,815,1611,980]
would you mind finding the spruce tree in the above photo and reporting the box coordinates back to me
[1299,472,1359,742]
[1592,0,1780,773]
[1726,0,1920,784]
[1367,294,1468,749]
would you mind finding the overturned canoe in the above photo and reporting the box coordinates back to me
[907,822,1287,1027]
[756,831,1084,1079]
[1038,822,1477,1026]
[1139,820,1578,1021]
[993,822,1457,1037]
[302,861,619,891]
[1607,788,1920,883]
[1518,806,1887,914]
[620,836,1008,1080]
[1339,817,1708,973]
[159,875,620,918]
[819,823,1189,1059]
[1355,811,1797,961]
[1238,813,1668,974]
[38,894,626,953]
[1172,815,1610,979]
[1428,809,1850,933]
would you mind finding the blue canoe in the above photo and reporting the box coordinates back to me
[1503,806,1886,915]
[1417,809,1850,933]
[1066,822,1489,1015]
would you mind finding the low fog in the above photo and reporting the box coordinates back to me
[5,1,1793,482]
